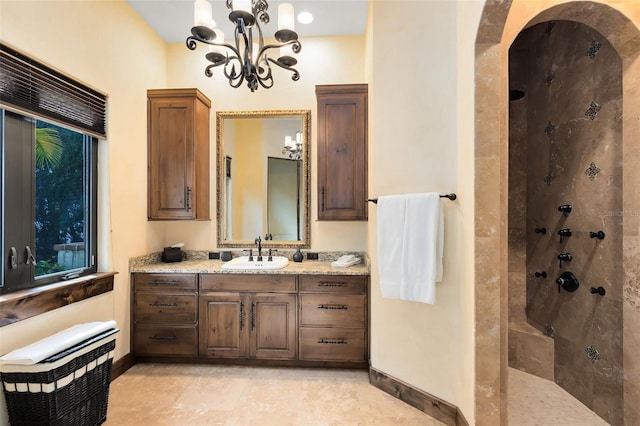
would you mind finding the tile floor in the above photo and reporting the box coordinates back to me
[105,364,610,425]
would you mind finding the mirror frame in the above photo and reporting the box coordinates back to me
[216,109,311,249]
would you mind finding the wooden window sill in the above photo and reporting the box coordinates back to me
[0,272,116,327]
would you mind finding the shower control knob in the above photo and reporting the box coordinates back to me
[535,227,547,235]
[558,204,572,215]
[558,228,572,242]
[556,271,579,293]
[590,231,605,240]
[557,253,572,268]
[535,271,547,278]
[590,286,606,296]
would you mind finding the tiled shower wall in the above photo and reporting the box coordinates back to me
[508,21,623,425]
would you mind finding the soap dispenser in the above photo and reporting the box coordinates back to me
[293,248,303,263]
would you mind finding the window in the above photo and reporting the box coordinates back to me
[1,110,98,293]
[0,43,105,295]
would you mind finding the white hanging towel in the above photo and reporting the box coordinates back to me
[377,192,443,304]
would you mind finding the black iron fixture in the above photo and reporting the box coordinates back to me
[590,230,606,240]
[186,0,302,92]
[558,204,572,215]
[558,228,572,242]
[557,253,572,268]
[535,227,547,235]
[535,271,547,278]
[282,130,302,160]
[556,271,579,293]
[590,286,606,296]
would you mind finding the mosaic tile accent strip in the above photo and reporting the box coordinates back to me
[586,40,602,59]
[544,173,554,186]
[544,21,556,36]
[544,324,555,338]
[544,121,555,136]
[585,101,601,120]
[585,345,601,363]
[545,72,555,85]
[585,162,601,180]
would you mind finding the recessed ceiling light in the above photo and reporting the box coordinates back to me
[297,11,313,25]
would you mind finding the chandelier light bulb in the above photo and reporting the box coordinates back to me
[278,3,295,31]
[209,29,224,53]
[280,43,293,58]
[194,0,213,27]
[234,0,252,13]
[285,136,293,149]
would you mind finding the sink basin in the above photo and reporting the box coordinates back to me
[221,255,289,270]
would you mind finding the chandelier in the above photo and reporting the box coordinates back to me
[282,130,302,160]
[186,0,302,92]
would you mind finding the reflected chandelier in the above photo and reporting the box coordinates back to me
[186,0,302,92]
[282,131,302,160]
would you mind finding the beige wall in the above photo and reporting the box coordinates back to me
[0,0,167,423]
[368,1,481,422]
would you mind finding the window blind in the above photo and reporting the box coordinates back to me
[0,43,107,138]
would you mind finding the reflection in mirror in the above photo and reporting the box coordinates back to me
[216,110,311,248]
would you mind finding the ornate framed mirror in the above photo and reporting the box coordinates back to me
[216,110,311,248]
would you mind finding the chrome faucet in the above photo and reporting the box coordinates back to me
[255,236,263,261]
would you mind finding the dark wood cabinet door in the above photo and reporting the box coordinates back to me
[199,293,247,358]
[147,89,210,220]
[316,84,368,220]
[250,293,297,359]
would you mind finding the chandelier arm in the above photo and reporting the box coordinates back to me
[256,66,274,90]
[186,36,200,51]
[267,57,300,81]
[222,56,245,88]
[254,0,270,25]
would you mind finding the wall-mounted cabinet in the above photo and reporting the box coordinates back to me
[316,84,368,221]
[147,88,211,220]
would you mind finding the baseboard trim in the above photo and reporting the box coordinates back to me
[368,367,468,426]
[110,353,136,381]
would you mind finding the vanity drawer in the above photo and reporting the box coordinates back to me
[299,275,367,294]
[299,294,366,328]
[134,273,197,292]
[134,325,198,356]
[200,274,296,292]
[299,328,366,361]
[135,293,197,324]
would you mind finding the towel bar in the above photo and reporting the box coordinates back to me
[367,193,457,204]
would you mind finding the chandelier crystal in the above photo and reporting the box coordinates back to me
[186,0,302,92]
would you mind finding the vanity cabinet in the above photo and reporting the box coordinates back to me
[147,88,211,220]
[132,273,198,357]
[298,275,368,362]
[199,274,297,360]
[316,84,368,221]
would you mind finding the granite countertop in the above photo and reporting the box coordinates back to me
[129,250,370,276]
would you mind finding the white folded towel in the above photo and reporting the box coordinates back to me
[377,193,443,304]
[0,320,117,365]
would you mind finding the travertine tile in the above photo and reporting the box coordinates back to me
[105,365,445,426]
[508,368,608,426]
